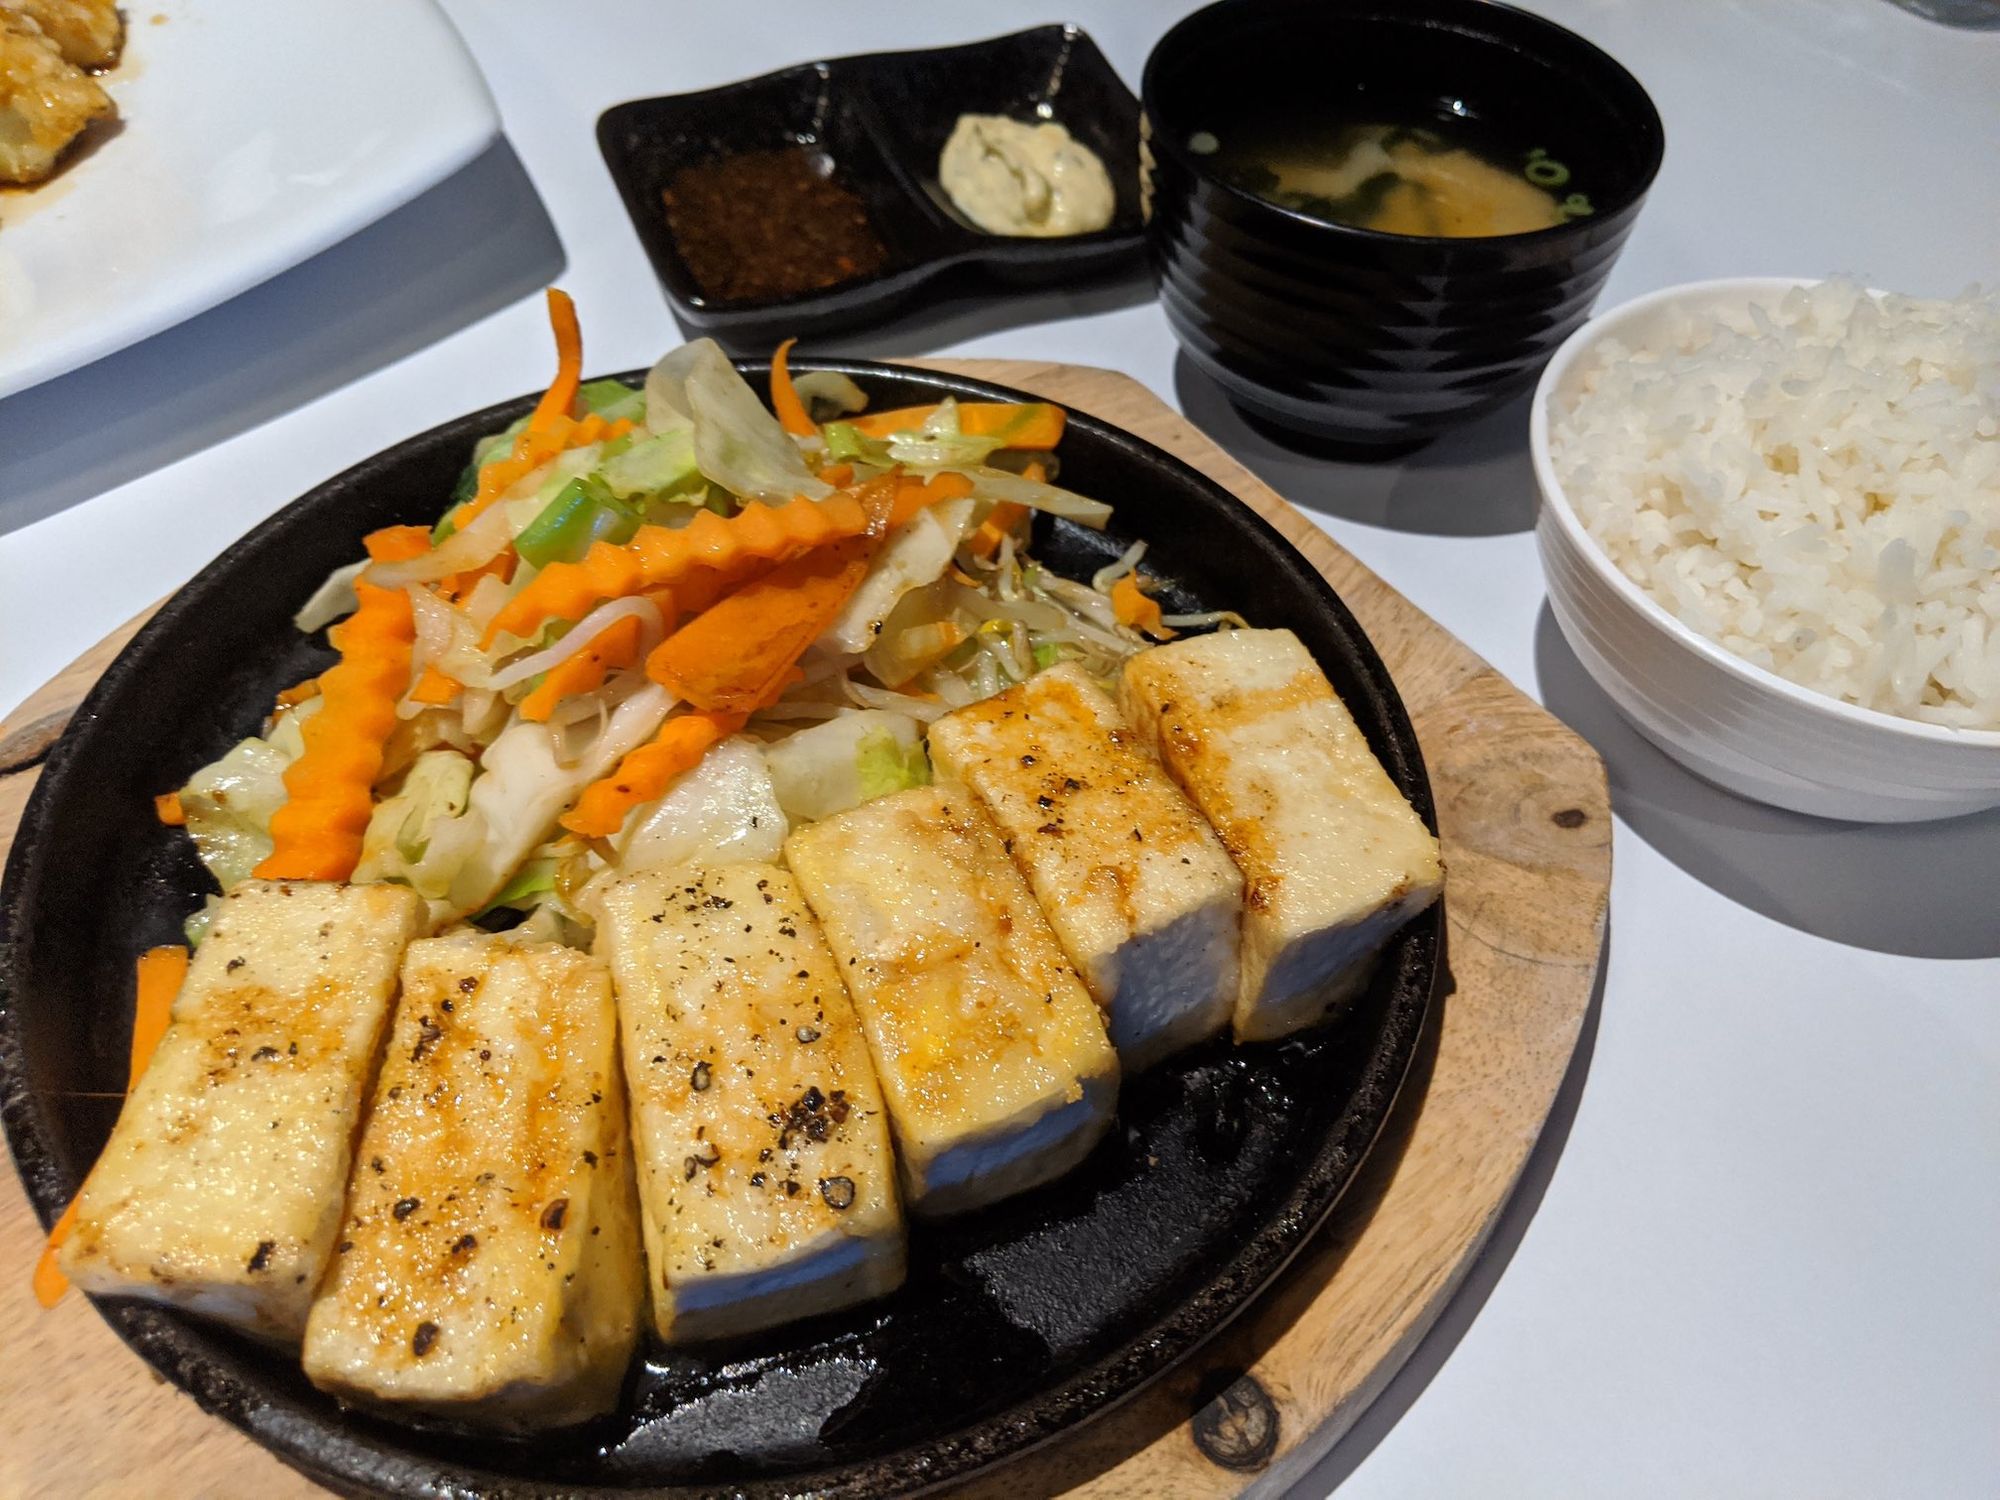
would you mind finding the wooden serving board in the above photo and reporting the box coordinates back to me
[0,362,1609,1500]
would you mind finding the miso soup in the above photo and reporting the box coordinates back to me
[1195,115,1594,238]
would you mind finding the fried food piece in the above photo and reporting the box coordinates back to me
[10,0,124,69]
[929,662,1243,1071]
[596,864,904,1344]
[786,785,1119,1217]
[303,934,642,1431]
[0,10,113,186]
[61,881,427,1341]
[1122,629,1443,1041]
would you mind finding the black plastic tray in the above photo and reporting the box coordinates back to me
[597,26,1146,340]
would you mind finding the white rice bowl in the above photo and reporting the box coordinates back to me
[1547,278,2000,730]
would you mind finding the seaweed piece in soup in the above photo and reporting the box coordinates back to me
[1206,117,1593,238]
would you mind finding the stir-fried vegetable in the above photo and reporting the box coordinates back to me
[561,708,746,839]
[177,298,1208,951]
[177,700,318,891]
[647,533,879,714]
[487,490,872,646]
[769,337,816,438]
[255,580,414,882]
[519,614,644,722]
[849,400,1065,449]
[763,711,929,822]
[614,735,788,873]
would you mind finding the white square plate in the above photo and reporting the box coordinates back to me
[0,0,499,400]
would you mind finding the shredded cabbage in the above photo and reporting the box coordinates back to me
[821,497,979,653]
[293,561,365,633]
[176,700,319,892]
[644,339,831,505]
[762,711,927,820]
[441,682,673,916]
[354,749,475,894]
[616,735,788,872]
[952,465,1112,528]
[885,400,1008,470]
[368,495,522,587]
[856,727,932,800]
[597,429,700,502]
[791,370,869,419]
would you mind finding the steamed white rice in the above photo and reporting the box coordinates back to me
[1550,278,2000,730]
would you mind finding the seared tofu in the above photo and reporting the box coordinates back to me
[0,10,113,186]
[929,663,1242,1071]
[785,785,1118,1217]
[1122,629,1442,1041]
[303,934,641,1431]
[596,865,903,1344]
[61,881,425,1341]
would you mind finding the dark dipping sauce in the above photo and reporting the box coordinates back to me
[662,146,890,304]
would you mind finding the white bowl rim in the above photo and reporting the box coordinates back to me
[1528,273,2000,750]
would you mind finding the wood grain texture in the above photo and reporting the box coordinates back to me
[0,363,1608,1500]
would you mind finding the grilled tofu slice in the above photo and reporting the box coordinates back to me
[60,880,426,1341]
[302,934,641,1430]
[596,864,904,1344]
[0,10,113,186]
[785,785,1118,1216]
[1122,629,1442,1041]
[929,663,1242,1071]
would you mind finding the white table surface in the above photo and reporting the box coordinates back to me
[2,2,1995,1495]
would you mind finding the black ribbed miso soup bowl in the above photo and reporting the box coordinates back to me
[1141,0,1664,451]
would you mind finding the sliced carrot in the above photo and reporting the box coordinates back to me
[519,614,644,722]
[127,946,187,1092]
[1112,572,1178,641]
[409,665,462,706]
[968,501,1030,560]
[363,525,433,563]
[527,287,583,436]
[445,291,626,534]
[32,1201,78,1309]
[36,946,187,1309]
[254,580,415,881]
[275,675,322,708]
[885,470,975,530]
[770,337,816,437]
[559,708,746,838]
[646,533,877,715]
[153,791,185,826]
[817,462,856,487]
[484,493,872,646]
[848,401,1065,448]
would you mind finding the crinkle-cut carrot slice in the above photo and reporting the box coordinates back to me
[483,492,870,646]
[253,580,415,881]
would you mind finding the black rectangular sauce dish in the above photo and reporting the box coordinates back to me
[0,361,1439,1499]
[598,26,1148,341]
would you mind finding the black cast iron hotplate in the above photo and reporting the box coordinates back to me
[0,360,1439,1497]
